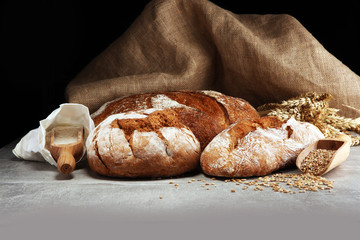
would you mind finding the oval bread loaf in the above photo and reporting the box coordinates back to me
[91,90,259,150]
[87,109,201,177]
[92,90,259,127]
[200,116,325,177]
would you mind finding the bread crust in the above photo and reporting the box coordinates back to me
[200,116,325,177]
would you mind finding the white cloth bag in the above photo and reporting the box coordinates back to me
[13,104,95,166]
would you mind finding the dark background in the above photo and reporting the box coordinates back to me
[1,0,359,148]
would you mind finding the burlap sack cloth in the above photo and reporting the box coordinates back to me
[66,0,360,118]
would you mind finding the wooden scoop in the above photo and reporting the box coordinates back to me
[296,134,351,176]
[49,126,84,175]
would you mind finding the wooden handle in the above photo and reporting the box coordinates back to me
[57,148,76,175]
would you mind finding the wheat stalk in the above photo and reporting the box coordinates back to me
[257,92,360,146]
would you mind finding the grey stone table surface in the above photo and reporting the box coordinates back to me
[1,140,360,239]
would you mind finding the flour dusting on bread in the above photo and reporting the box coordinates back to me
[151,94,190,109]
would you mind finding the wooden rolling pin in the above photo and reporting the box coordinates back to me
[49,126,84,174]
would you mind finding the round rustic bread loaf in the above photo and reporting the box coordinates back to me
[87,109,201,177]
[200,116,325,177]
